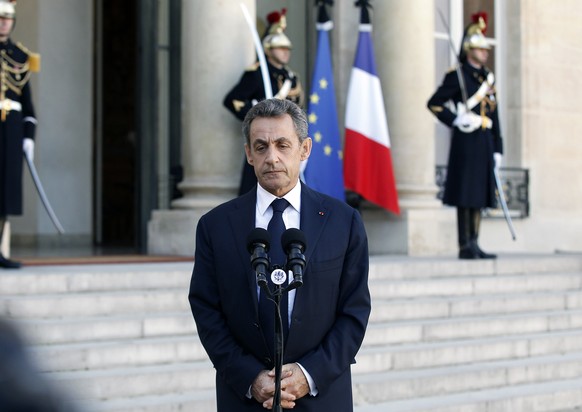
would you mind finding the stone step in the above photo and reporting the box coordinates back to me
[354,328,582,374]
[18,303,582,348]
[0,263,192,295]
[364,308,582,346]
[31,335,208,372]
[371,289,582,322]
[30,324,582,375]
[352,351,582,404]
[354,376,582,412]
[3,255,580,296]
[51,361,215,401]
[17,312,195,345]
[372,272,582,300]
[1,289,190,318]
[5,271,581,320]
[49,351,582,404]
[368,255,582,281]
[71,374,582,412]
[81,390,217,412]
[5,254,582,412]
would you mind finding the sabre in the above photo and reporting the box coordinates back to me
[493,167,517,241]
[240,3,273,98]
[437,9,469,110]
[23,152,65,234]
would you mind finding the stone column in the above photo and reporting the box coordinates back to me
[148,0,255,255]
[353,0,456,255]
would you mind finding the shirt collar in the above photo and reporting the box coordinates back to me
[257,181,301,216]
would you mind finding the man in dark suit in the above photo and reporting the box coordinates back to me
[189,98,370,411]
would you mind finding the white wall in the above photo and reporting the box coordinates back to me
[481,0,582,254]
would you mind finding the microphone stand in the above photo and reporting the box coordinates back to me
[262,266,303,412]
[273,281,284,412]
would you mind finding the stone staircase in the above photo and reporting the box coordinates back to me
[2,254,582,411]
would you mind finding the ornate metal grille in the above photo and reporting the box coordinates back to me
[435,166,530,218]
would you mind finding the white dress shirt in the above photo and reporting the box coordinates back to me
[254,181,317,396]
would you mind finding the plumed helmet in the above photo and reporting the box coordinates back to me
[462,12,491,52]
[0,0,15,19]
[262,8,292,50]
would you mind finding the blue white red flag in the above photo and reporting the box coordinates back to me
[344,4,400,214]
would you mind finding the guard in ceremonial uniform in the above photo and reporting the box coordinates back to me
[0,0,39,268]
[223,8,304,195]
[427,12,503,260]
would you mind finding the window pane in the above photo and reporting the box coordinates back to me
[435,39,450,83]
[434,0,450,33]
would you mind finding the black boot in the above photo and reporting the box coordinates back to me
[473,243,497,259]
[0,254,21,269]
[457,208,479,259]
[470,209,497,259]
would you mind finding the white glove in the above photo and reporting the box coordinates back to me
[23,138,35,162]
[453,112,482,133]
[494,153,502,170]
[274,79,292,100]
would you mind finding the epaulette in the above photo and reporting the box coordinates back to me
[245,61,260,72]
[15,41,41,72]
[445,64,459,74]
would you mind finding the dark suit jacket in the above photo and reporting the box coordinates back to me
[189,183,370,411]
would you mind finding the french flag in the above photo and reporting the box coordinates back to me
[344,3,400,215]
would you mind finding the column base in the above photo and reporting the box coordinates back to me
[149,196,457,257]
[147,209,207,256]
[363,205,457,256]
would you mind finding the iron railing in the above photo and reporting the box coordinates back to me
[435,166,530,218]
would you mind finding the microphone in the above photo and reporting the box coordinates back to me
[282,228,307,288]
[247,228,271,288]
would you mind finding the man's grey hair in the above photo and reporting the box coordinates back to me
[242,98,308,146]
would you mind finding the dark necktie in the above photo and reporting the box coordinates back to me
[259,198,290,356]
[268,198,289,266]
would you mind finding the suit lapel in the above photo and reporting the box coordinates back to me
[227,189,260,308]
[289,184,329,322]
[299,183,329,264]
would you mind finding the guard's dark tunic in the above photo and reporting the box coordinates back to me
[0,39,37,216]
[223,61,304,195]
[427,63,503,208]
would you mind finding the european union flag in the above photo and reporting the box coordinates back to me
[303,8,345,201]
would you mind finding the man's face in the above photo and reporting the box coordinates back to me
[0,17,13,41]
[245,114,311,197]
[267,47,291,68]
[467,47,489,67]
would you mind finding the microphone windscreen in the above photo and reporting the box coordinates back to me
[247,228,271,253]
[282,228,307,252]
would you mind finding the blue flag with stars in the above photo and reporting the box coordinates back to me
[303,17,345,201]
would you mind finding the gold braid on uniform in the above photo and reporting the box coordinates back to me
[0,49,32,96]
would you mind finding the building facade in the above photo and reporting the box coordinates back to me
[10,0,582,257]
